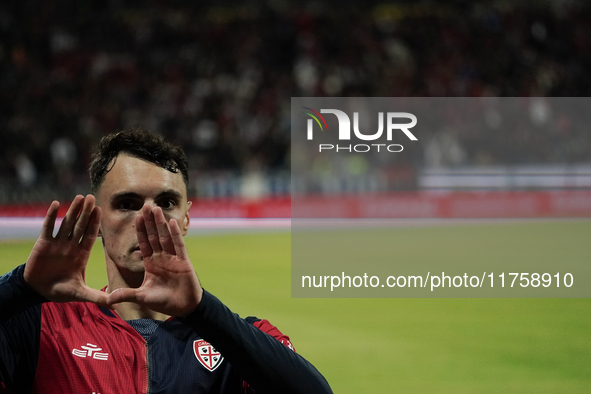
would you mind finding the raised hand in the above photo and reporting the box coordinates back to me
[107,203,203,317]
[23,195,108,306]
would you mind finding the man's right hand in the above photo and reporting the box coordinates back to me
[23,194,108,306]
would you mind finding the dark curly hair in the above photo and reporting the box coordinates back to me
[89,128,189,193]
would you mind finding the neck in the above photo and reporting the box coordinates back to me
[111,300,170,321]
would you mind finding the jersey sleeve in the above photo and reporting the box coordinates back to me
[178,290,333,394]
[0,265,44,392]
[249,318,296,352]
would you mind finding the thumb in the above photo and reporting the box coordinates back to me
[107,287,145,306]
[76,286,110,308]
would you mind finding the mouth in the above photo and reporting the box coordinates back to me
[129,245,141,255]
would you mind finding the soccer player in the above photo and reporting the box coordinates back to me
[0,129,332,393]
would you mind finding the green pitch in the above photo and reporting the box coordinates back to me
[1,221,590,393]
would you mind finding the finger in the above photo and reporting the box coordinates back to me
[41,201,60,239]
[136,214,153,258]
[56,195,85,238]
[142,203,162,253]
[153,207,175,254]
[80,206,101,252]
[107,287,145,306]
[169,218,190,260]
[71,195,96,242]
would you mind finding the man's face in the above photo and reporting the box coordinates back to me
[95,153,191,278]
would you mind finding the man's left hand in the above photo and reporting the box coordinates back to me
[106,204,203,316]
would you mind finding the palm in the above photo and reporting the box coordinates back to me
[24,195,108,305]
[27,238,87,301]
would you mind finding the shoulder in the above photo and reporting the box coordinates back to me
[245,316,296,352]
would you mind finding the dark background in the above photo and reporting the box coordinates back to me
[1,0,589,202]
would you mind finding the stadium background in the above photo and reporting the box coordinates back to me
[1,0,590,392]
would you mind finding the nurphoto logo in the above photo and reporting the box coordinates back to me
[302,107,417,153]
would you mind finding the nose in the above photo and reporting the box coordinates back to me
[136,201,156,216]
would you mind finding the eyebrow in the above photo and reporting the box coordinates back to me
[110,189,184,204]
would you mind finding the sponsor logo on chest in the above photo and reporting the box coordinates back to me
[72,343,109,361]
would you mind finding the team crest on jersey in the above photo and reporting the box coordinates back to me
[193,340,223,372]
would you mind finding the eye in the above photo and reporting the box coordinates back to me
[158,198,177,210]
[116,199,141,211]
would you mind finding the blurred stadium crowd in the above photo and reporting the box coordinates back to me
[0,0,590,202]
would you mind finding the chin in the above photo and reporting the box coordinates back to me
[127,262,146,273]
[117,258,146,274]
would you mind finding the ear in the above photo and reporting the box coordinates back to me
[181,200,192,236]
[94,194,103,239]
[98,224,105,246]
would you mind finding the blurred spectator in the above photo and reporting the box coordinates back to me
[14,154,36,187]
[0,1,590,201]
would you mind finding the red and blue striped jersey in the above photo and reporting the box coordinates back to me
[0,265,332,393]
